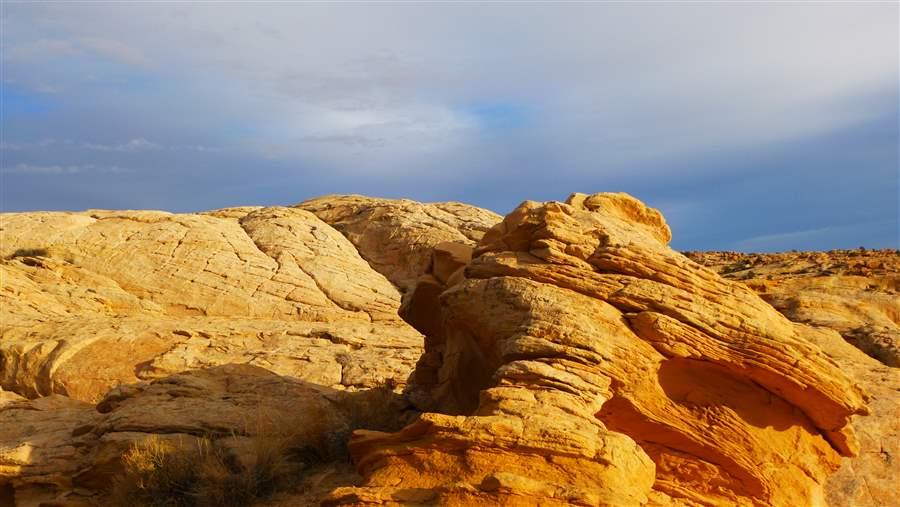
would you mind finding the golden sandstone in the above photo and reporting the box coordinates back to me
[1,194,896,506]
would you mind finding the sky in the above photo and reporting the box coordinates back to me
[1,2,897,252]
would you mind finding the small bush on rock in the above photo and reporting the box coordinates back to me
[108,386,410,506]
[7,247,49,259]
[108,434,302,507]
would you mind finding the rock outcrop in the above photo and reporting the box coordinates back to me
[1,193,892,507]
[331,193,870,507]
[687,249,900,506]
[0,207,422,402]
[1,364,409,506]
[0,197,498,505]
[687,250,899,367]
[795,325,899,507]
[296,195,501,291]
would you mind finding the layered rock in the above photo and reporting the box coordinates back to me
[296,195,501,290]
[687,250,899,367]
[0,364,408,506]
[795,325,900,507]
[0,197,502,505]
[333,193,869,506]
[0,206,422,402]
[1,194,891,507]
[687,250,900,506]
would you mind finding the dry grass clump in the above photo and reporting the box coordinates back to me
[108,386,409,506]
[108,434,302,507]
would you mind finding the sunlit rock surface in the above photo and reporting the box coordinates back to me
[331,193,870,507]
[1,194,893,506]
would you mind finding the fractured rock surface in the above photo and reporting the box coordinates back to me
[296,195,501,291]
[0,206,422,402]
[334,193,870,506]
[0,197,496,505]
[0,194,892,507]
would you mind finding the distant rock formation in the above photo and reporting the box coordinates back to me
[0,194,894,506]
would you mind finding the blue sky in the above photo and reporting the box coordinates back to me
[1,2,897,251]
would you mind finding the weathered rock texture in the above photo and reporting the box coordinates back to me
[796,325,899,507]
[0,207,423,402]
[1,194,892,507]
[687,249,900,506]
[297,195,501,291]
[0,197,498,505]
[1,364,407,506]
[332,193,870,507]
[686,250,900,368]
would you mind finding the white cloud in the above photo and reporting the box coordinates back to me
[2,38,79,61]
[1,138,224,155]
[5,2,894,174]
[733,221,898,252]
[82,138,160,152]
[3,35,148,68]
[77,37,150,68]
[0,139,59,151]
[1,163,128,174]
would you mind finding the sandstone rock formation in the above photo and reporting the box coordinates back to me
[0,197,497,505]
[687,250,899,367]
[1,364,410,506]
[296,195,501,291]
[796,325,899,507]
[1,193,892,507]
[687,249,900,506]
[0,206,422,402]
[331,193,870,507]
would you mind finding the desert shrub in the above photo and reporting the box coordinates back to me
[721,260,750,274]
[7,247,48,259]
[109,436,211,507]
[107,386,408,506]
[109,433,307,507]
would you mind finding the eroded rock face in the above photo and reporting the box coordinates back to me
[0,364,407,506]
[1,194,890,507]
[687,250,900,507]
[296,195,501,290]
[0,197,501,505]
[0,392,98,506]
[334,193,869,506]
[686,250,900,368]
[0,206,422,401]
[795,325,900,507]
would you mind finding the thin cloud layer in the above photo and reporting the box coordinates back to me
[1,2,897,251]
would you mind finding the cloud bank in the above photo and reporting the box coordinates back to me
[1,2,897,251]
